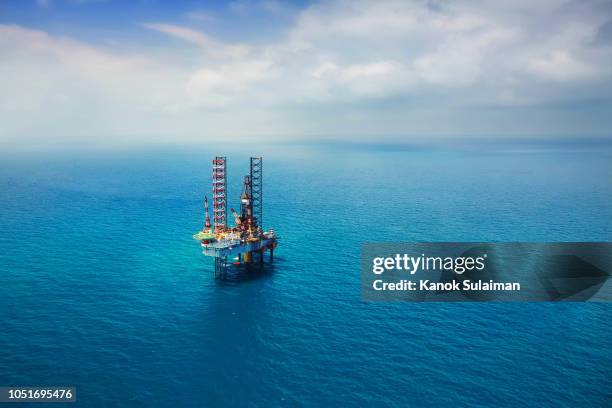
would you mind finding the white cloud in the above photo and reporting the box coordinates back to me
[341,61,397,80]
[528,50,596,80]
[141,23,214,47]
[2,0,612,149]
[141,23,250,58]
[188,60,276,91]
[182,60,277,108]
[310,62,339,79]
[280,0,612,107]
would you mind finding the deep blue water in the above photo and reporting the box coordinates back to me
[1,144,611,407]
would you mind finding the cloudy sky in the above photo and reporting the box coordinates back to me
[1,0,612,149]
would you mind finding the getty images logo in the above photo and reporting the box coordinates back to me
[372,253,487,275]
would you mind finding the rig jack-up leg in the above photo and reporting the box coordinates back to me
[215,256,227,279]
[270,247,274,263]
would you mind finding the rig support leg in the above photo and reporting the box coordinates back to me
[215,256,227,279]
[270,248,274,263]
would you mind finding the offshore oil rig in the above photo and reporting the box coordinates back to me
[194,156,277,277]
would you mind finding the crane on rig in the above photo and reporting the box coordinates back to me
[230,208,242,227]
[193,156,277,277]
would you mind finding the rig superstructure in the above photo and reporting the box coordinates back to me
[194,156,277,277]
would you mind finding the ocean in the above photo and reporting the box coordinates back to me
[1,142,611,407]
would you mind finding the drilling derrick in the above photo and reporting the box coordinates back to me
[192,195,214,243]
[195,156,278,278]
[204,196,211,231]
[212,156,227,232]
[240,175,253,230]
[250,157,262,229]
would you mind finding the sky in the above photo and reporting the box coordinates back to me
[1,0,612,149]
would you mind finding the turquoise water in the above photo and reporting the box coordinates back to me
[1,144,611,406]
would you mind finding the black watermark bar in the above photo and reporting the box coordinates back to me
[361,243,612,302]
[0,387,76,403]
